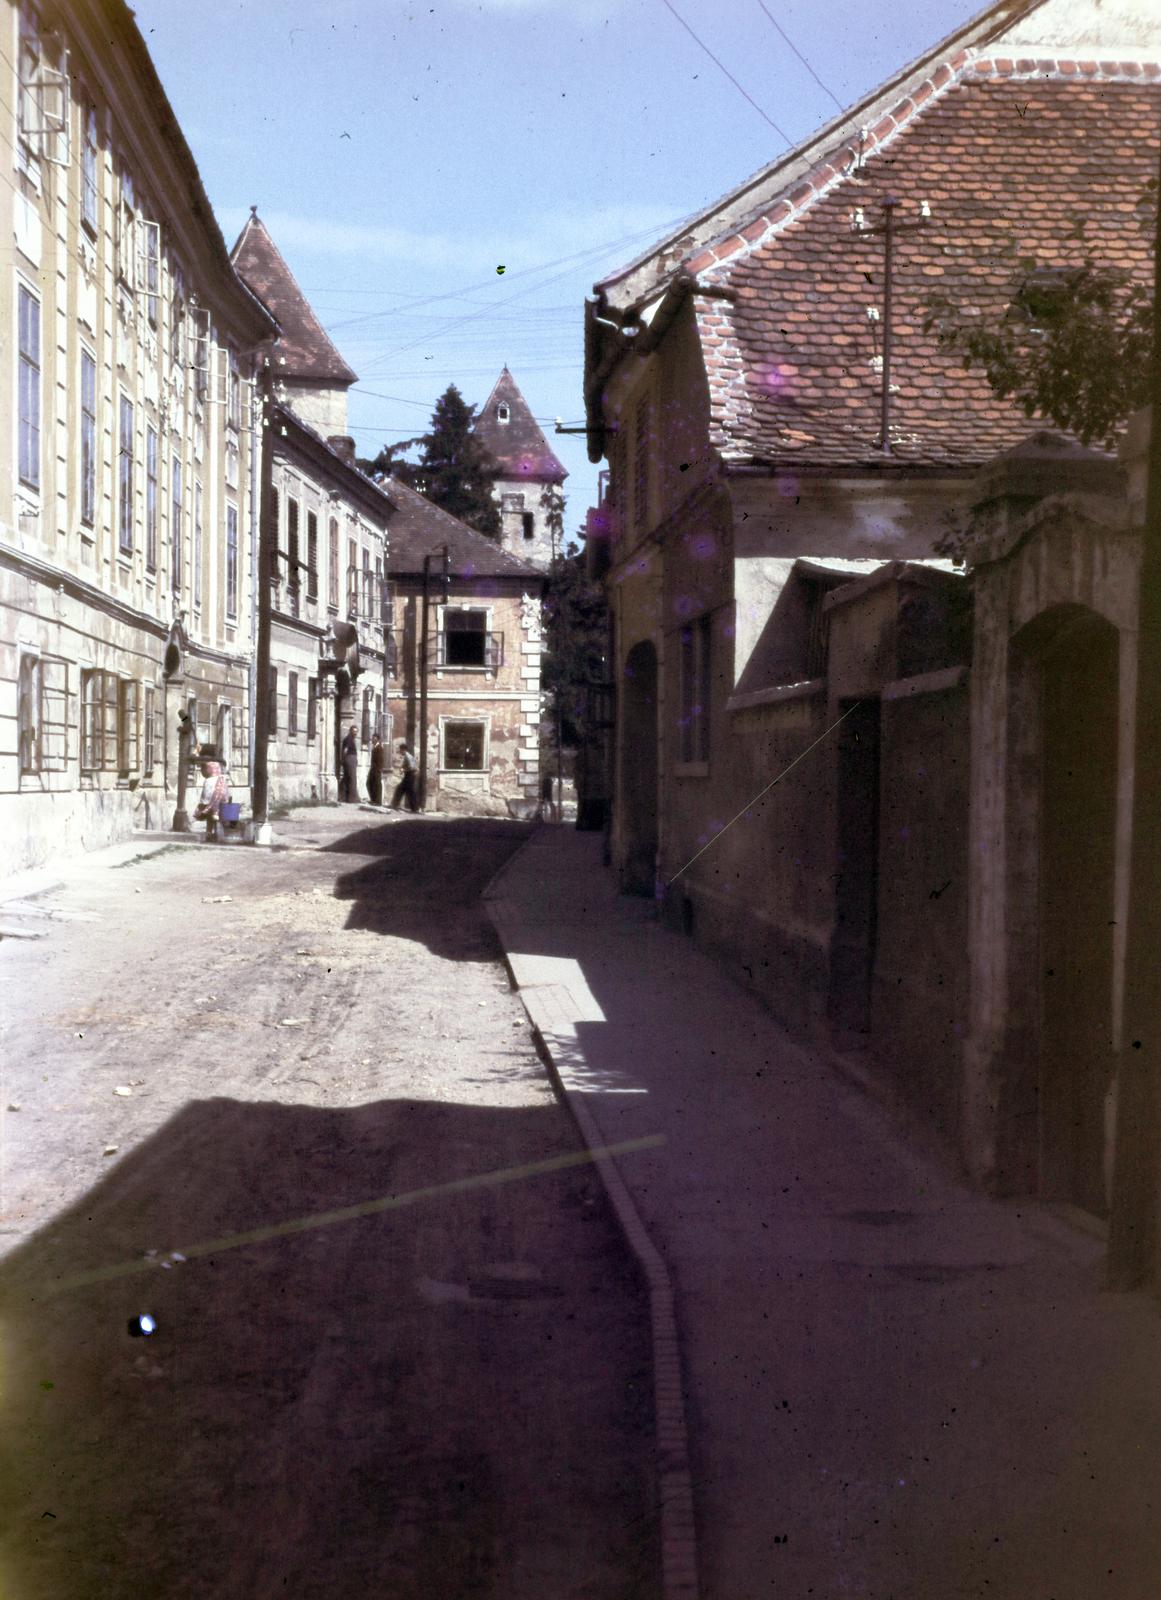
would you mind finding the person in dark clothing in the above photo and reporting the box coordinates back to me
[390,741,419,812]
[367,734,386,806]
[340,725,359,802]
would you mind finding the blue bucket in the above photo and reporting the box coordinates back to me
[220,802,242,824]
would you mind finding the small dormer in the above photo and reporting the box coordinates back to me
[497,403,510,425]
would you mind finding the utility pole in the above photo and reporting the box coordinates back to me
[848,196,931,454]
[416,544,449,812]
[1107,148,1161,1289]
[250,352,276,843]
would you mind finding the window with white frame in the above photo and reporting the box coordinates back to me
[678,613,712,766]
[19,653,68,775]
[80,350,97,527]
[497,403,510,424]
[81,669,120,772]
[141,214,160,327]
[116,166,136,286]
[226,503,239,619]
[117,678,139,771]
[81,101,99,233]
[18,285,41,491]
[171,455,183,595]
[216,702,233,770]
[443,719,486,772]
[443,608,488,667]
[143,683,157,774]
[193,481,203,610]
[145,424,157,571]
[17,6,69,170]
[227,349,241,430]
[169,264,185,366]
[118,396,134,555]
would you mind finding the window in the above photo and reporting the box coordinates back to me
[18,286,41,491]
[307,678,318,742]
[17,10,68,168]
[287,497,300,589]
[20,654,68,775]
[193,482,203,609]
[268,666,278,735]
[144,425,157,571]
[80,351,97,527]
[116,167,136,286]
[679,614,712,766]
[143,683,157,774]
[362,548,372,617]
[522,512,535,541]
[170,264,185,366]
[118,396,134,555]
[501,492,524,515]
[227,349,241,430]
[443,720,486,772]
[81,102,100,232]
[288,671,299,738]
[374,556,383,620]
[444,609,488,667]
[142,216,160,326]
[307,511,319,601]
[269,487,280,584]
[118,678,139,771]
[171,456,183,595]
[347,538,359,617]
[328,517,339,608]
[360,686,372,746]
[81,669,120,771]
[191,306,210,399]
[497,403,510,424]
[216,702,233,770]
[18,654,41,774]
[226,503,238,618]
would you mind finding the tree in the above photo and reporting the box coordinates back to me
[541,541,609,748]
[361,384,501,539]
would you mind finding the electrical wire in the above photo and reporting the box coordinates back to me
[658,0,794,144]
[754,0,846,114]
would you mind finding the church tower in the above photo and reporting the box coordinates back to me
[474,368,567,572]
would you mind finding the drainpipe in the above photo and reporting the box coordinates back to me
[246,353,262,807]
[250,355,276,842]
[418,551,432,810]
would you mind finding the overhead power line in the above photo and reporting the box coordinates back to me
[658,0,794,145]
[754,0,846,115]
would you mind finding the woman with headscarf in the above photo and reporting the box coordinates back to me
[194,757,230,842]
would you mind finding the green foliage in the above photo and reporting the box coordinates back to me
[923,184,1156,450]
[360,384,502,538]
[541,545,609,747]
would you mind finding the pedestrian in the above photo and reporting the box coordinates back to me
[194,757,230,843]
[367,733,386,806]
[390,740,419,812]
[539,771,556,823]
[340,724,359,802]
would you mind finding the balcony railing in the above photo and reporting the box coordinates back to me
[434,631,504,670]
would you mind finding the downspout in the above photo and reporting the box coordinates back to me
[246,352,262,799]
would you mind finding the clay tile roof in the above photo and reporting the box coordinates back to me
[230,211,358,386]
[473,368,568,483]
[383,477,544,584]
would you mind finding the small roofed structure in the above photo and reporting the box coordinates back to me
[474,368,567,573]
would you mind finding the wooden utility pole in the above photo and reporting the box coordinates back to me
[848,195,931,454]
[1108,151,1161,1289]
[417,551,432,810]
[250,354,276,840]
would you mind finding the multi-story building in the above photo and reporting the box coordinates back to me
[383,478,544,815]
[231,212,393,807]
[474,367,567,573]
[0,0,275,874]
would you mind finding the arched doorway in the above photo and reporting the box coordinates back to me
[620,640,658,895]
[1010,605,1119,1215]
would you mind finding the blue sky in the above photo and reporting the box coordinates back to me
[132,0,988,530]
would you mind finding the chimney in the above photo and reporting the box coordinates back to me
[328,435,357,466]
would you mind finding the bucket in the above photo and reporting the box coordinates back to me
[220,802,242,824]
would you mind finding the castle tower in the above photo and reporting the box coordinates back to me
[474,368,567,572]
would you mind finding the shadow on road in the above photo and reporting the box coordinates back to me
[0,1092,658,1600]
[325,819,534,962]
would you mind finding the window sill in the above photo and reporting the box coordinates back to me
[726,678,826,714]
[674,760,710,778]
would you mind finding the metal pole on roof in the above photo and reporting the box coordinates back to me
[879,196,898,454]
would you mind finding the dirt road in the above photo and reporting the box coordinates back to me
[0,810,658,1599]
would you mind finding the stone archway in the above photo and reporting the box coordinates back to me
[1007,603,1119,1216]
[620,640,659,896]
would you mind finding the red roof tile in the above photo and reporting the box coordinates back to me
[230,211,357,387]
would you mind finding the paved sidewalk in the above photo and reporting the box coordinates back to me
[487,827,1161,1600]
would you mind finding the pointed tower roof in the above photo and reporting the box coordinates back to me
[474,368,567,484]
[230,210,357,386]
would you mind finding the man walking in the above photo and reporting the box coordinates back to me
[390,741,419,812]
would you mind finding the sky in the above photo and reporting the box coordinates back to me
[131,0,989,531]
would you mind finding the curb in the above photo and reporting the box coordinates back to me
[482,839,701,1600]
